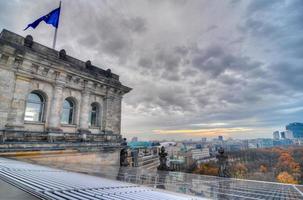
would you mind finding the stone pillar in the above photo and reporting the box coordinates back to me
[116,96,122,135]
[6,74,31,129]
[103,90,122,135]
[102,88,115,134]
[102,97,108,133]
[47,82,64,132]
[79,89,90,133]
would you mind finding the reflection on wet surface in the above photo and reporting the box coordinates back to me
[15,153,303,200]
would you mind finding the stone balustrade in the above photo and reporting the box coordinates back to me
[0,129,121,144]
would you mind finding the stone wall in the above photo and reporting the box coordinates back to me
[0,67,15,128]
[0,29,131,143]
[13,151,121,178]
[21,151,121,166]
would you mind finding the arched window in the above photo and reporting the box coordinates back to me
[89,103,99,127]
[24,92,45,122]
[61,99,74,124]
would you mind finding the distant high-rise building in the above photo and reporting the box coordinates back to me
[191,148,210,160]
[285,130,293,139]
[286,122,303,138]
[131,137,138,142]
[218,136,223,141]
[273,131,280,140]
[201,138,207,142]
[280,131,286,139]
[257,139,274,148]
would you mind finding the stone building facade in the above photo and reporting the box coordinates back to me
[0,29,131,144]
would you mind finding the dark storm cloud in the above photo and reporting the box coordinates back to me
[0,2,14,27]
[155,49,181,71]
[121,17,147,33]
[206,25,218,32]
[237,0,303,93]
[191,45,261,78]
[137,45,190,81]
[1,0,303,140]
[246,0,282,14]
[241,0,303,59]
[77,14,147,62]
[70,1,148,63]
[240,18,278,37]
[124,82,194,114]
[269,62,303,91]
[138,57,153,68]
[174,46,189,56]
[281,37,303,58]
[182,68,198,77]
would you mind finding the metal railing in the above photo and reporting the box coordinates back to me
[0,157,202,200]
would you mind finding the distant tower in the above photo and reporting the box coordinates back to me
[273,131,280,140]
[285,130,293,139]
[218,136,223,141]
[131,137,138,142]
[280,131,286,139]
[286,122,303,138]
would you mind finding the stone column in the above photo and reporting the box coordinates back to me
[102,88,122,135]
[79,89,90,133]
[6,74,31,129]
[114,96,122,135]
[102,91,114,134]
[102,96,108,133]
[47,82,64,132]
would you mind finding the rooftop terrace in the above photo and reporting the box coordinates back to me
[0,157,203,200]
[10,153,303,200]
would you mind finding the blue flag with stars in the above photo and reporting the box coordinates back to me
[24,7,61,31]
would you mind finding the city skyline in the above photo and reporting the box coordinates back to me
[131,122,303,142]
[1,0,302,140]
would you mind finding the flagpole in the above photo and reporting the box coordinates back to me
[52,1,61,49]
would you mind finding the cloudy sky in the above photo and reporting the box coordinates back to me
[1,0,302,141]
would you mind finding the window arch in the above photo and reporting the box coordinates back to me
[89,102,100,127]
[24,92,45,122]
[61,98,75,124]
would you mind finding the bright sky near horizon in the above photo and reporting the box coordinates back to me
[1,0,302,141]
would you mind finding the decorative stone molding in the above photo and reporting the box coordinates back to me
[14,56,23,67]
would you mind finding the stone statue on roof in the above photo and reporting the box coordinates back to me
[158,146,169,170]
[216,147,230,178]
[120,138,129,167]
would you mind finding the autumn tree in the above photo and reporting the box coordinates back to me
[276,152,300,174]
[194,163,218,176]
[276,171,298,184]
[232,163,248,179]
[259,165,268,173]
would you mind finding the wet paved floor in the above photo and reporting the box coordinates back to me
[0,179,40,200]
[0,157,204,200]
[14,153,303,200]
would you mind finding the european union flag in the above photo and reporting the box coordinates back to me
[24,7,61,31]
